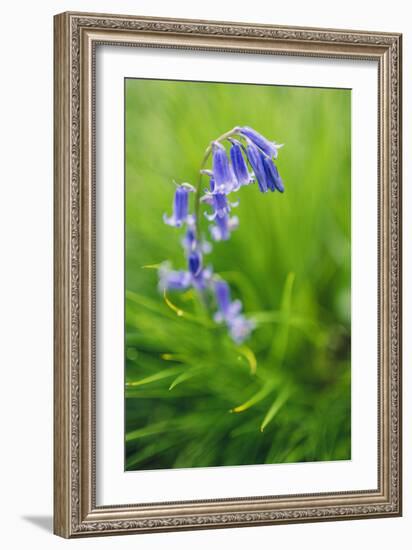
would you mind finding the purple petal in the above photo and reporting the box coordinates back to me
[163,213,182,227]
[238,126,279,158]
[228,315,255,343]
[214,280,231,316]
[244,140,268,193]
[263,157,284,193]
[188,251,202,276]
[212,142,236,193]
[158,265,191,291]
[230,139,252,186]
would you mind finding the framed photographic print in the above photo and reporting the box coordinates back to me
[53,11,402,537]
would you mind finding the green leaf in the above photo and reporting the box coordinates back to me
[126,366,183,388]
[260,387,291,432]
[230,381,276,413]
[237,345,257,374]
[125,421,172,442]
[169,369,201,390]
[269,272,295,362]
[126,439,180,469]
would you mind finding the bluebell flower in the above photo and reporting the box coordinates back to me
[237,126,282,159]
[158,256,213,292]
[191,265,213,290]
[181,219,212,255]
[200,169,216,193]
[163,183,195,227]
[188,250,202,277]
[201,191,239,221]
[210,213,239,241]
[181,224,197,252]
[214,280,255,343]
[229,139,253,187]
[214,280,242,323]
[158,262,191,291]
[227,314,256,344]
[187,249,213,290]
[262,156,284,193]
[157,125,284,345]
[243,139,269,193]
[212,142,236,193]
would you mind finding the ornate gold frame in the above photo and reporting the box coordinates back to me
[53,11,402,538]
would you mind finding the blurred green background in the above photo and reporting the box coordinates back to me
[125,78,351,471]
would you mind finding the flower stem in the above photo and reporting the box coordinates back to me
[194,127,239,237]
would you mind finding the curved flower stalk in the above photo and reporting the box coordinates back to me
[157,126,285,344]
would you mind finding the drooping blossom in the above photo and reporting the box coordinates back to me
[212,142,237,193]
[262,156,284,192]
[243,138,269,193]
[229,138,253,187]
[158,262,191,291]
[158,251,212,292]
[209,214,239,242]
[201,191,238,221]
[181,220,212,255]
[237,125,282,159]
[163,183,195,227]
[214,280,255,344]
[157,126,285,344]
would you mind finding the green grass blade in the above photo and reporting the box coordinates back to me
[125,421,172,442]
[230,382,276,413]
[126,366,183,388]
[237,345,257,374]
[260,387,291,432]
[169,369,201,390]
[269,272,295,362]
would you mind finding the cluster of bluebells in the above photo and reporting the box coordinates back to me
[158,126,284,344]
